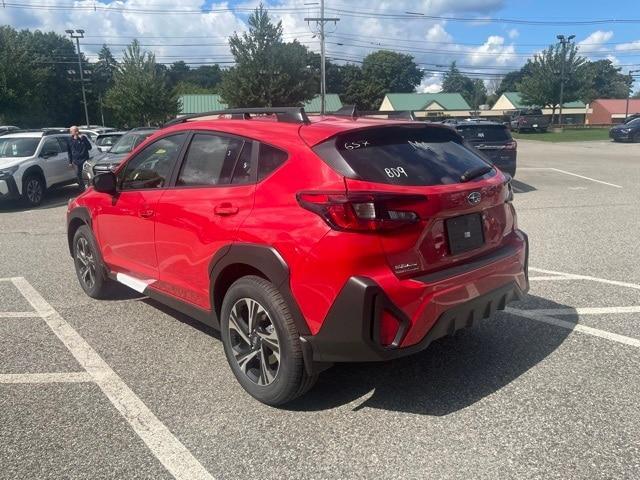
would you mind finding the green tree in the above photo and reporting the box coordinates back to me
[341,51,422,110]
[579,59,632,104]
[219,4,316,107]
[92,44,118,125]
[105,40,178,127]
[495,63,535,97]
[442,62,476,107]
[519,43,587,123]
[633,90,640,99]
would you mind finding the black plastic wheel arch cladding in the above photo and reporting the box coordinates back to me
[209,243,311,337]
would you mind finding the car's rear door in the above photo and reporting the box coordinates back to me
[95,133,189,283]
[153,131,257,309]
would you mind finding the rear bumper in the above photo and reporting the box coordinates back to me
[302,231,529,367]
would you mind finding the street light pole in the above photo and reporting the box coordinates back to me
[556,34,575,126]
[625,70,639,120]
[66,29,90,127]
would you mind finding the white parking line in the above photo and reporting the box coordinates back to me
[516,167,623,188]
[549,168,623,189]
[0,372,93,384]
[529,275,582,281]
[530,267,640,291]
[0,312,40,318]
[522,306,640,316]
[10,277,214,480]
[507,308,640,348]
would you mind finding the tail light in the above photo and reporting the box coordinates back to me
[297,192,424,232]
[504,140,517,150]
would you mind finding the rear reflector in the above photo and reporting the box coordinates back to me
[297,192,424,232]
[504,140,517,150]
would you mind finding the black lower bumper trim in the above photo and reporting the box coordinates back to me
[304,280,525,364]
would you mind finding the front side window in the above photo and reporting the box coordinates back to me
[177,133,245,187]
[120,133,187,190]
[41,138,61,156]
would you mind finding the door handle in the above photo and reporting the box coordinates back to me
[214,203,239,216]
[139,209,154,218]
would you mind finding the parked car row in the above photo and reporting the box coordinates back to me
[0,125,152,206]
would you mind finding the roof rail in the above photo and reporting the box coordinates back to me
[332,105,417,121]
[164,107,311,128]
[42,128,68,136]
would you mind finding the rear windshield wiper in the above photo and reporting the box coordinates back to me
[460,165,493,183]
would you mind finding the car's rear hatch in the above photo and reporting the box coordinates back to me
[310,124,515,279]
[455,124,516,164]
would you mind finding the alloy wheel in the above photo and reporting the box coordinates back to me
[228,298,280,386]
[75,236,96,290]
[26,178,43,205]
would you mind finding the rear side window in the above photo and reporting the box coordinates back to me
[456,125,511,142]
[326,126,491,186]
[177,133,244,187]
[258,144,287,181]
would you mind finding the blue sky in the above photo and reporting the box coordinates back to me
[2,0,639,92]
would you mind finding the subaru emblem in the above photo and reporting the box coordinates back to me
[467,192,481,205]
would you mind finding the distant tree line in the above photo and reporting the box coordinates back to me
[0,3,636,128]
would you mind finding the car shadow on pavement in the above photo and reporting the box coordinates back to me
[512,179,536,194]
[0,185,82,212]
[286,294,574,415]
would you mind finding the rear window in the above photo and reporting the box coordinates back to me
[456,125,511,142]
[327,126,492,186]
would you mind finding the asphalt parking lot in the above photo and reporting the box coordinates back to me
[1,139,639,480]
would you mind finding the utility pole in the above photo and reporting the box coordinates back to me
[556,34,575,126]
[305,1,339,115]
[625,70,639,120]
[66,29,90,127]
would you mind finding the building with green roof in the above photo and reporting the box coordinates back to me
[178,94,343,115]
[493,91,586,111]
[380,93,472,118]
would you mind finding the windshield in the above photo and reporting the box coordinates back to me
[0,137,40,158]
[109,132,154,154]
[625,118,640,126]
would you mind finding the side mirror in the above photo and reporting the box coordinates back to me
[93,171,117,195]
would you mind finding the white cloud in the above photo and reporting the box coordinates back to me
[578,30,614,58]
[418,76,443,93]
[425,23,453,44]
[466,35,516,67]
[508,29,519,39]
[615,40,640,52]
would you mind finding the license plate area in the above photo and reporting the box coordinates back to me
[446,213,485,255]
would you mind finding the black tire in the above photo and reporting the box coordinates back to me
[220,275,317,405]
[72,225,114,299]
[21,174,45,207]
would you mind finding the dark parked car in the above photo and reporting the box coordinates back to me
[452,121,517,177]
[82,127,157,185]
[509,108,549,133]
[95,131,126,152]
[609,117,640,143]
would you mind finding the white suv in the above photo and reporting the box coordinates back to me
[0,130,88,206]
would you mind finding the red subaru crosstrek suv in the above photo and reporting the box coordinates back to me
[67,108,529,405]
